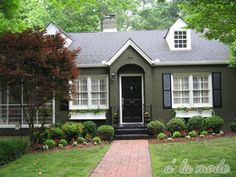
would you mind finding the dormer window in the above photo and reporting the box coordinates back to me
[165,18,191,50]
[174,31,187,48]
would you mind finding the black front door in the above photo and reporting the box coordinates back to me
[121,76,142,123]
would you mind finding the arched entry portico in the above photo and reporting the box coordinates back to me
[118,64,144,125]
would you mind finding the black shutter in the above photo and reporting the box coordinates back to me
[212,72,222,108]
[162,73,172,109]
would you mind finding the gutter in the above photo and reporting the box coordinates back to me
[77,60,227,68]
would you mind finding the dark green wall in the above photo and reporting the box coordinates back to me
[55,46,236,130]
[151,65,236,129]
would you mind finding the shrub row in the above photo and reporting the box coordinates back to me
[34,121,114,146]
[147,116,224,136]
[0,139,28,166]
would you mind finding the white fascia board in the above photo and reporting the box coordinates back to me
[153,60,227,66]
[106,39,153,66]
[77,60,227,68]
[45,22,73,47]
[77,64,108,68]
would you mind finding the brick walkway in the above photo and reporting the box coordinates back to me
[90,140,152,177]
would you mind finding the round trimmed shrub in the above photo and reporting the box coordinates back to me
[44,139,55,148]
[77,137,85,144]
[205,116,224,133]
[97,125,114,141]
[166,117,186,132]
[61,121,83,140]
[200,130,208,135]
[147,120,165,136]
[157,133,166,140]
[82,121,97,138]
[59,139,68,146]
[172,131,181,138]
[229,122,236,132]
[188,130,197,137]
[187,116,206,132]
[93,137,102,144]
[49,127,64,139]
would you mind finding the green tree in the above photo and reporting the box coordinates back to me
[129,0,182,30]
[179,0,236,67]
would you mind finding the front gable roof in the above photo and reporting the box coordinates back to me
[68,30,228,67]
[105,39,153,66]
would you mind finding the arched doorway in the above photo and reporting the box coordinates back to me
[118,64,144,124]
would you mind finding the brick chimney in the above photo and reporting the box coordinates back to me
[102,15,117,32]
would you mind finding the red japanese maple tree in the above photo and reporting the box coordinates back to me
[0,29,79,142]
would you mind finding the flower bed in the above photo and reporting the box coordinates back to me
[149,131,236,144]
[31,121,114,153]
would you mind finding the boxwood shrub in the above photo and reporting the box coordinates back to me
[147,120,165,136]
[49,127,64,139]
[172,131,181,138]
[61,121,83,140]
[229,122,236,132]
[97,125,114,141]
[188,130,198,137]
[0,139,28,166]
[59,139,68,146]
[186,116,206,132]
[205,116,224,133]
[166,117,186,132]
[82,121,97,138]
[44,139,55,148]
[157,133,166,140]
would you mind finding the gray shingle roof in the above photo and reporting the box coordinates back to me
[67,30,229,65]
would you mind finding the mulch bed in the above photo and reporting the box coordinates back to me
[29,142,107,154]
[149,131,236,144]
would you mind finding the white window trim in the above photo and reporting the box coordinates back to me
[0,88,55,127]
[174,30,187,49]
[171,73,212,108]
[119,74,144,125]
[69,75,109,110]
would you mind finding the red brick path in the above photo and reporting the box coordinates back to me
[90,140,152,177]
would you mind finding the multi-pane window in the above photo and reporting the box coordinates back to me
[172,74,212,107]
[193,76,209,104]
[91,77,108,106]
[0,88,53,126]
[173,76,190,105]
[71,76,108,109]
[73,78,88,106]
[174,31,187,48]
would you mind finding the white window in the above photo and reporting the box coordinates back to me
[0,88,54,127]
[71,75,108,109]
[173,75,190,106]
[172,73,212,108]
[174,30,187,48]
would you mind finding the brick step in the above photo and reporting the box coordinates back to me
[115,134,149,140]
[115,128,148,135]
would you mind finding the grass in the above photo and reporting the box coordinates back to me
[0,145,109,177]
[150,136,236,177]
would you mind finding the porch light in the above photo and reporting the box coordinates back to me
[110,73,116,80]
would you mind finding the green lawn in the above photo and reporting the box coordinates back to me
[150,136,236,177]
[0,145,109,177]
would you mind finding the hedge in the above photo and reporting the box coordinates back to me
[0,139,28,166]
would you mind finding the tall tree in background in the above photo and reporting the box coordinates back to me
[0,0,24,33]
[0,29,79,143]
[129,0,181,30]
[179,0,236,67]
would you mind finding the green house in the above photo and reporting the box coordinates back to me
[0,17,235,136]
